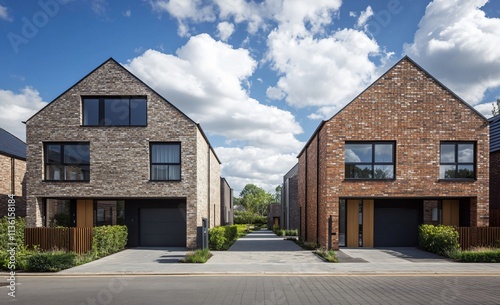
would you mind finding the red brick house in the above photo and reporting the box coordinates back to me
[298,56,489,250]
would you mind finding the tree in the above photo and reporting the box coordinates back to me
[272,185,282,204]
[236,184,273,216]
[492,99,500,116]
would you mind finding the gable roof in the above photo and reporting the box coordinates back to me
[298,56,489,157]
[25,57,220,164]
[0,127,26,160]
[489,114,500,153]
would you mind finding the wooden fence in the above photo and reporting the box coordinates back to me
[490,209,500,227]
[25,227,93,254]
[458,227,500,250]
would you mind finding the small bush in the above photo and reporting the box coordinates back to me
[418,224,459,256]
[234,211,266,225]
[224,225,238,242]
[209,226,226,250]
[180,249,212,263]
[315,249,338,263]
[294,239,320,250]
[26,251,77,272]
[0,216,26,252]
[92,225,128,259]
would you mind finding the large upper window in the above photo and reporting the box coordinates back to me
[150,143,181,181]
[345,142,395,179]
[82,96,147,126]
[45,143,90,181]
[440,142,475,179]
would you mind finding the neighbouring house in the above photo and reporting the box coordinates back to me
[281,164,299,230]
[0,128,27,218]
[489,114,500,226]
[220,177,234,225]
[298,56,489,250]
[267,203,281,229]
[25,58,222,249]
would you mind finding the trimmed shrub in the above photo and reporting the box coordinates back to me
[453,249,500,263]
[92,225,128,259]
[209,227,226,250]
[26,251,77,272]
[418,224,459,256]
[224,225,238,242]
[0,216,26,251]
[234,211,267,225]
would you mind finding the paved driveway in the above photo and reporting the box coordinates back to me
[338,247,449,263]
[207,229,322,264]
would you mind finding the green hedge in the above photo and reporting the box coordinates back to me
[451,249,500,263]
[209,225,240,250]
[418,224,459,256]
[0,216,26,251]
[234,211,266,225]
[26,251,77,272]
[91,225,128,258]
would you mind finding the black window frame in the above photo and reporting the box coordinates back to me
[82,96,147,127]
[44,142,90,182]
[150,142,182,181]
[344,141,396,180]
[439,141,476,180]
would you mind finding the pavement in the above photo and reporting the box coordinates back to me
[13,229,500,276]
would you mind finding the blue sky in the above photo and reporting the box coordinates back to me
[1,0,500,194]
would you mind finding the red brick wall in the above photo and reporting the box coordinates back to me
[298,57,490,249]
[491,151,500,226]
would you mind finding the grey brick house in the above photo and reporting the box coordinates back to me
[0,127,27,218]
[220,177,234,225]
[25,58,221,248]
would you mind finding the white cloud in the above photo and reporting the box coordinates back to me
[349,11,357,18]
[123,10,132,17]
[125,34,303,153]
[216,146,297,194]
[404,0,500,105]
[357,6,373,27]
[267,28,380,110]
[0,87,47,141]
[266,86,285,100]
[474,102,496,118]
[91,0,107,15]
[0,5,12,21]
[217,21,234,41]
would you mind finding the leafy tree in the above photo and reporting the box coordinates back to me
[272,185,282,204]
[236,184,273,216]
[492,99,500,116]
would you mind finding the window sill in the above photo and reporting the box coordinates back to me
[43,180,90,183]
[149,180,182,182]
[343,178,396,181]
[438,179,476,182]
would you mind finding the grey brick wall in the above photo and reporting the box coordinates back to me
[25,59,220,249]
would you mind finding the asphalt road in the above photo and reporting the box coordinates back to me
[1,275,499,305]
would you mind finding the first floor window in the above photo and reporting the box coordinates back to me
[440,142,475,179]
[150,143,181,181]
[345,142,395,179]
[45,143,90,181]
[82,96,147,126]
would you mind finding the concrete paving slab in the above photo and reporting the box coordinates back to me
[18,229,500,276]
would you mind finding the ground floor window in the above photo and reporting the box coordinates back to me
[94,200,125,226]
[45,199,73,227]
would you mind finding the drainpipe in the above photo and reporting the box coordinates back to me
[207,147,211,228]
[316,134,320,244]
[304,149,308,240]
[11,157,15,195]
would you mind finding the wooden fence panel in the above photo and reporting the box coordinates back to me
[490,210,500,227]
[25,227,93,254]
[458,227,500,250]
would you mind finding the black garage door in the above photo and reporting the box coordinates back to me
[374,207,419,247]
[139,207,186,247]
